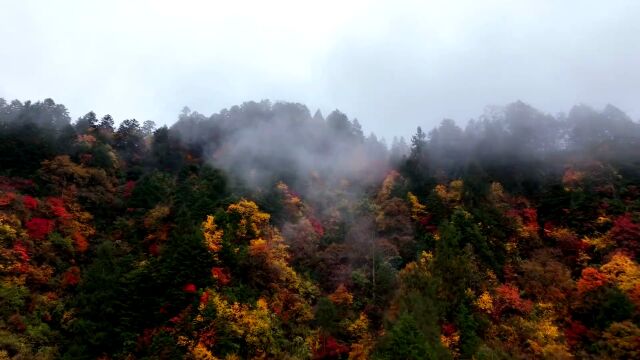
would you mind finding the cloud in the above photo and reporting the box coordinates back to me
[1,0,639,140]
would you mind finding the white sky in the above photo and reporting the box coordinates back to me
[1,0,639,139]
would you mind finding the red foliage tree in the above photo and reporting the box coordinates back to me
[314,335,349,359]
[21,195,38,210]
[148,243,160,256]
[309,217,325,237]
[609,214,640,255]
[47,197,70,219]
[13,242,29,262]
[26,217,54,240]
[199,291,209,305]
[183,283,197,293]
[0,192,16,206]
[627,283,640,309]
[211,267,231,286]
[62,266,81,286]
[441,323,457,337]
[123,180,136,198]
[577,267,609,295]
[12,242,30,273]
[72,232,89,253]
[522,208,539,232]
[8,314,26,332]
[548,226,587,265]
[565,320,590,348]
[493,284,533,318]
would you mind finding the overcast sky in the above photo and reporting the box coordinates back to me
[1,0,639,139]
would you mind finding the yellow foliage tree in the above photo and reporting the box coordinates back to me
[434,179,464,205]
[601,253,640,291]
[475,291,494,314]
[202,215,224,257]
[190,342,219,360]
[198,291,279,356]
[377,170,401,202]
[226,199,270,239]
[328,284,353,306]
[347,313,374,360]
[407,192,427,222]
[601,321,640,358]
[276,182,304,218]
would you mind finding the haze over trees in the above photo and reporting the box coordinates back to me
[1,97,640,359]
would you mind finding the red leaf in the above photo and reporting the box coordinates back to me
[577,267,608,295]
[0,192,16,206]
[62,266,81,286]
[22,195,38,210]
[26,218,54,240]
[212,267,231,286]
[124,180,136,198]
[73,232,89,253]
[200,291,209,305]
[47,197,71,219]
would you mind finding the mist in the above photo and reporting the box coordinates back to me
[170,100,390,197]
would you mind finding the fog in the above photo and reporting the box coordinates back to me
[1,0,640,139]
[166,98,640,197]
[171,101,389,196]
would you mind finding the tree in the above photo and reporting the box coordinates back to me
[142,120,156,137]
[427,119,466,176]
[390,136,410,165]
[75,111,98,134]
[114,118,145,167]
[403,126,431,192]
[375,313,449,360]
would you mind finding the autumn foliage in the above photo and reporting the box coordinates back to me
[2,97,640,358]
[25,217,54,240]
[577,267,609,295]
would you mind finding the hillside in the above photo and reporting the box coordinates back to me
[1,98,640,359]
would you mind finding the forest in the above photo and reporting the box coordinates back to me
[1,97,640,359]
